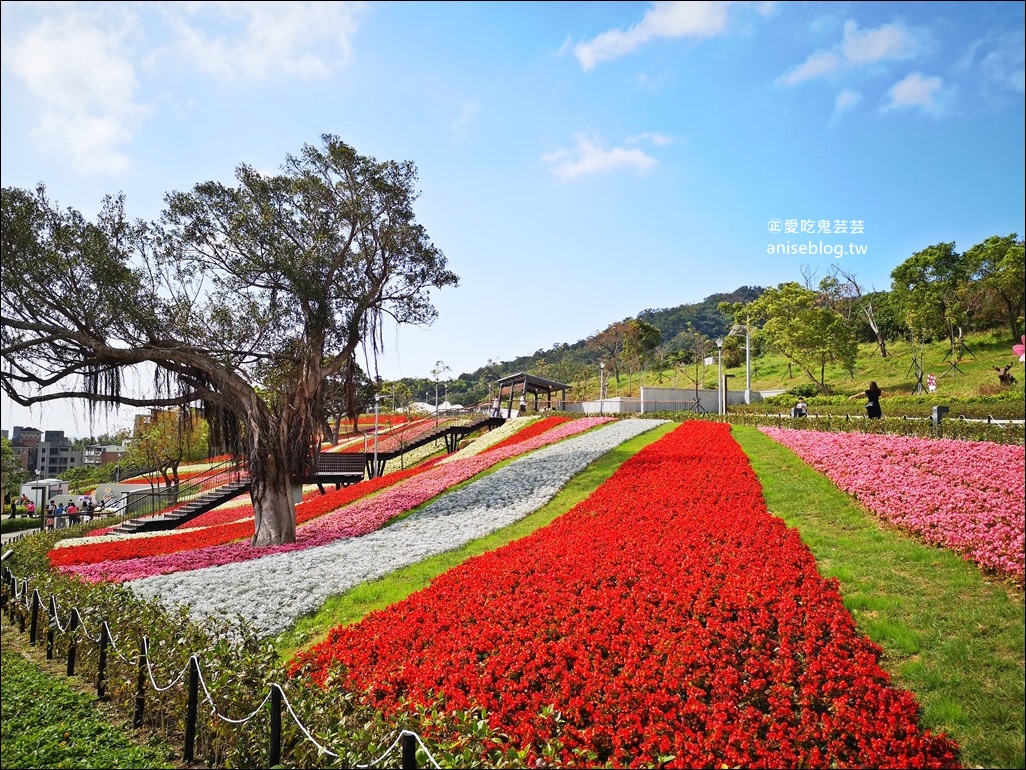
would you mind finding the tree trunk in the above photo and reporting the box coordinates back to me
[1002,294,1022,342]
[876,332,888,358]
[250,450,296,546]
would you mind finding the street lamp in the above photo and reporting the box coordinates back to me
[730,320,751,404]
[715,338,724,415]
[724,374,736,415]
[373,394,381,477]
[599,362,606,415]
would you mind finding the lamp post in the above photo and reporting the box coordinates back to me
[373,394,381,477]
[730,320,752,404]
[599,362,606,415]
[715,338,724,415]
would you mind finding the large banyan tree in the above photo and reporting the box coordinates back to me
[1,134,458,546]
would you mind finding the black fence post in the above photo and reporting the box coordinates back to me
[46,595,57,659]
[134,636,148,728]
[18,580,28,632]
[401,732,418,770]
[29,589,40,645]
[97,622,109,699]
[269,685,282,768]
[6,576,15,622]
[184,656,199,762]
[67,608,79,676]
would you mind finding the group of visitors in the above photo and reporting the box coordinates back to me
[4,493,37,518]
[43,498,98,530]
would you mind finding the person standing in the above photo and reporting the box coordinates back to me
[849,381,884,419]
[491,395,501,417]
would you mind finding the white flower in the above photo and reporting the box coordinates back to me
[129,419,667,637]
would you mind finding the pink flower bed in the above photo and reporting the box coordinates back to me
[760,428,1025,585]
[60,418,613,584]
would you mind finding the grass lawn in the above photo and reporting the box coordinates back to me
[732,425,1025,769]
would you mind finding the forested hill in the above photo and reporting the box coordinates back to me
[444,286,764,399]
[636,286,763,348]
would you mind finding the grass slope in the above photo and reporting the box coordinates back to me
[732,425,1025,769]
[599,331,1025,403]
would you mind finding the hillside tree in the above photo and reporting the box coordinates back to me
[0,134,459,546]
[123,408,209,493]
[746,282,857,394]
[964,233,1025,342]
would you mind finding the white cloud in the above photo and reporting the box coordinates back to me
[778,19,924,87]
[165,1,365,80]
[572,1,773,71]
[778,50,841,86]
[839,19,922,65]
[452,101,480,140]
[834,89,862,114]
[626,131,675,147]
[4,11,149,174]
[0,2,366,175]
[956,30,1025,97]
[883,72,944,115]
[542,134,658,180]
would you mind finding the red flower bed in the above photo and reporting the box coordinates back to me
[291,422,960,768]
[480,416,571,454]
[48,461,438,569]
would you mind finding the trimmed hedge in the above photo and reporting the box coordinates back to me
[1,517,41,535]
[722,413,1024,445]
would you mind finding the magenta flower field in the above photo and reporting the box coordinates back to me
[760,428,1025,585]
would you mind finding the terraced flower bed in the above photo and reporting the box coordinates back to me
[290,422,961,768]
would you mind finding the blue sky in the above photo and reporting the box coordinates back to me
[2,1,1024,436]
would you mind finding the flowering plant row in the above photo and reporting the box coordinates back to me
[760,428,1025,584]
[334,416,441,454]
[479,416,571,454]
[57,418,614,583]
[437,416,541,464]
[50,465,435,570]
[127,418,663,636]
[290,422,960,768]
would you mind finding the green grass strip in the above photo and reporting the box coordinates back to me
[732,425,1025,770]
[0,644,178,769]
[273,421,678,660]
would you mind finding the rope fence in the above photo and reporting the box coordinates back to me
[1,566,440,769]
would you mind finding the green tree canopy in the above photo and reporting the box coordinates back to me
[746,282,857,394]
[964,233,1025,342]
[1,134,459,546]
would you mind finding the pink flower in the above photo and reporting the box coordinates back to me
[1014,335,1026,363]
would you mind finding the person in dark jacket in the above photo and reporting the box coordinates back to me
[849,381,884,419]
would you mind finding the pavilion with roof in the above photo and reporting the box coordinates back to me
[495,372,572,418]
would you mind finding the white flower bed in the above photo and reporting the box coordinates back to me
[128,418,666,637]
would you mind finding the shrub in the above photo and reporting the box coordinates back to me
[1,518,40,535]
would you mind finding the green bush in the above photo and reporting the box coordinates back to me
[1,517,40,535]
[718,412,1024,444]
